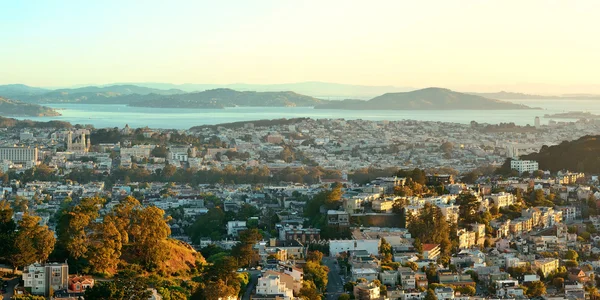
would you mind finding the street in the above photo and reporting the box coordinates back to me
[242,270,261,300]
[2,277,19,300]
[323,258,346,300]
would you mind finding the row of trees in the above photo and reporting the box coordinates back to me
[10,163,346,188]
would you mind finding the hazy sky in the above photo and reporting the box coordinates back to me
[1,1,599,93]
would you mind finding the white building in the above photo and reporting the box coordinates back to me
[329,239,380,257]
[255,274,294,300]
[120,145,154,158]
[227,220,247,237]
[487,192,516,209]
[22,262,69,296]
[0,147,38,164]
[510,160,539,174]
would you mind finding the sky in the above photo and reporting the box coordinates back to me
[1,0,599,94]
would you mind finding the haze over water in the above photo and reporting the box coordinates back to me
[15,99,598,129]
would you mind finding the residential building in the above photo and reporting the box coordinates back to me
[254,274,294,300]
[329,239,380,257]
[68,276,94,293]
[422,244,441,260]
[380,270,398,286]
[533,258,559,277]
[510,160,538,174]
[227,220,247,237]
[353,281,380,300]
[435,287,455,300]
[327,210,350,227]
[22,262,69,296]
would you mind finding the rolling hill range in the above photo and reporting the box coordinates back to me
[0,96,60,116]
[1,84,534,110]
[315,87,533,110]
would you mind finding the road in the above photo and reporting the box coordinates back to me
[2,278,19,300]
[242,270,261,300]
[323,258,347,300]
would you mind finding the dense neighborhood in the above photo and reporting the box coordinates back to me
[1,117,600,300]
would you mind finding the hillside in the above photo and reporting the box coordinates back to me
[11,86,326,108]
[13,84,186,103]
[521,135,600,173]
[127,88,325,108]
[0,84,50,97]
[315,87,532,110]
[0,96,61,116]
[52,84,186,95]
[113,81,412,98]
[0,115,72,128]
[121,238,205,276]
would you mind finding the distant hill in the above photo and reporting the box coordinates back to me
[12,84,186,103]
[0,115,71,128]
[0,96,60,116]
[0,84,50,97]
[128,88,325,108]
[10,86,326,108]
[469,91,600,100]
[519,135,600,173]
[316,87,532,110]
[112,81,412,98]
[52,84,186,95]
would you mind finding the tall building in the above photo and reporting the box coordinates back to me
[22,262,69,296]
[534,116,541,128]
[0,147,38,165]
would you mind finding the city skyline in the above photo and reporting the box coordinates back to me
[1,1,600,94]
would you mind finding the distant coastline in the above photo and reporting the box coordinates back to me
[544,111,600,119]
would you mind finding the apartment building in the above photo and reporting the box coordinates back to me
[22,262,69,296]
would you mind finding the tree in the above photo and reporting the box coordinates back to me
[87,219,123,274]
[552,277,564,289]
[304,261,329,291]
[338,294,351,300]
[151,146,168,158]
[307,250,324,263]
[565,250,579,261]
[108,196,142,244]
[455,285,476,296]
[344,281,356,293]
[298,280,321,300]
[232,229,262,267]
[407,203,452,254]
[56,199,101,260]
[0,200,16,259]
[11,214,56,270]
[380,238,392,257]
[525,281,547,298]
[455,193,479,224]
[196,280,238,300]
[129,206,172,268]
[424,289,438,300]
[414,238,423,254]
[404,261,419,271]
